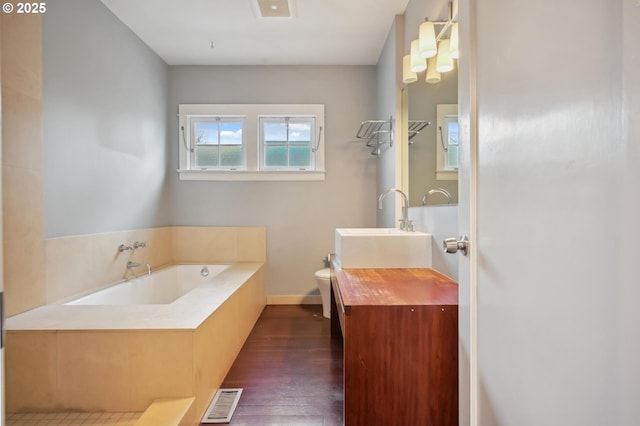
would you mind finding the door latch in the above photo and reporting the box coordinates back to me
[443,235,469,256]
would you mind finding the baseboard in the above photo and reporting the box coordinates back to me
[267,295,322,305]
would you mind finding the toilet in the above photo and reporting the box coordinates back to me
[315,268,331,319]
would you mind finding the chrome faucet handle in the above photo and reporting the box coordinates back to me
[133,241,147,249]
[118,244,132,252]
[404,220,415,232]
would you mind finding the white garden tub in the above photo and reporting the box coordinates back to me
[5,262,266,416]
[6,262,264,330]
[66,264,231,306]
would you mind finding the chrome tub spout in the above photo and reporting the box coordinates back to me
[127,261,151,276]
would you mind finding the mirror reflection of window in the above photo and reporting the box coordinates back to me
[444,117,459,170]
[436,104,459,180]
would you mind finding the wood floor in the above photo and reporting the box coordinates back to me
[205,305,344,426]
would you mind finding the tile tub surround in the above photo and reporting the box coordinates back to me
[2,10,46,318]
[44,226,266,305]
[5,263,266,420]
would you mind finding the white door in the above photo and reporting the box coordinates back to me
[457,0,640,425]
[0,63,4,426]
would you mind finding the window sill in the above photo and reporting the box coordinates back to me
[177,169,326,182]
[436,169,458,181]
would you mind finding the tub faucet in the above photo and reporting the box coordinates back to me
[127,261,151,276]
[422,188,453,205]
[378,188,412,231]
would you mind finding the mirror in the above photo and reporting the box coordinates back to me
[406,68,459,207]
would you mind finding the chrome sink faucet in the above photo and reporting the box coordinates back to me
[378,188,413,231]
[127,261,151,276]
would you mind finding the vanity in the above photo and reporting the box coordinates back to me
[330,264,458,426]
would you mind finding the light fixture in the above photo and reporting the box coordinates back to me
[403,1,458,84]
[418,21,437,59]
[403,55,418,84]
[425,56,441,84]
[410,39,427,73]
[436,39,454,73]
[450,22,459,59]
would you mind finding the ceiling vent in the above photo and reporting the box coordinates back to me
[252,0,296,18]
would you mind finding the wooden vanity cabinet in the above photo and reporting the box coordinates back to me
[330,266,458,426]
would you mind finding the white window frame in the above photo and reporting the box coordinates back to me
[259,116,317,171]
[190,116,246,170]
[436,104,459,181]
[178,104,325,181]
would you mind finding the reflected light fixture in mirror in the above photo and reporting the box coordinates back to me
[403,1,458,85]
[436,39,454,73]
[410,39,427,72]
[403,55,418,83]
[419,21,437,58]
[426,56,441,84]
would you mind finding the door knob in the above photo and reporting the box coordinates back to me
[443,235,469,256]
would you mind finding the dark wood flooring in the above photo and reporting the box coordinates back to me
[205,305,344,426]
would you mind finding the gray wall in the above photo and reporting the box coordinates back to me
[168,66,378,295]
[41,0,381,297]
[42,0,170,238]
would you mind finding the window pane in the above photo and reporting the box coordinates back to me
[443,118,459,170]
[264,121,287,143]
[289,146,311,167]
[194,122,218,145]
[265,146,287,167]
[219,145,243,167]
[447,121,459,146]
[447,146,459,169]
[195,145,219,168]
[219,122,243,145]
[288,121,312,144]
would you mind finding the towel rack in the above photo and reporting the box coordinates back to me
[408,120,431,144]
[356,116,393,158]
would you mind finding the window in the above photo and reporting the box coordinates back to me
[260,117,316,170]
[178,104,325,181]
[436,104,459,180]
[443,116,459,170]
[191,118,244,169]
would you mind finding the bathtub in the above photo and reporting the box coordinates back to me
[7,263,263,330]
[66,264,232,305]
[5,262,266,419]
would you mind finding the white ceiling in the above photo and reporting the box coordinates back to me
[100,0,410,66]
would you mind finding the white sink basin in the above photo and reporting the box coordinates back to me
[334,228,432,269]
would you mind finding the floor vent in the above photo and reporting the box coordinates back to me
[202,388,243,424]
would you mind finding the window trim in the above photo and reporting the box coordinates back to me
[178,104,325,181]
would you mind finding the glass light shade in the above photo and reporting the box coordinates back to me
[410,39,427,73]
[426,56,441,84]
[436,39,454,72]
[450,23,459,59]
[403,54,418,84]
[418,21,437,58]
